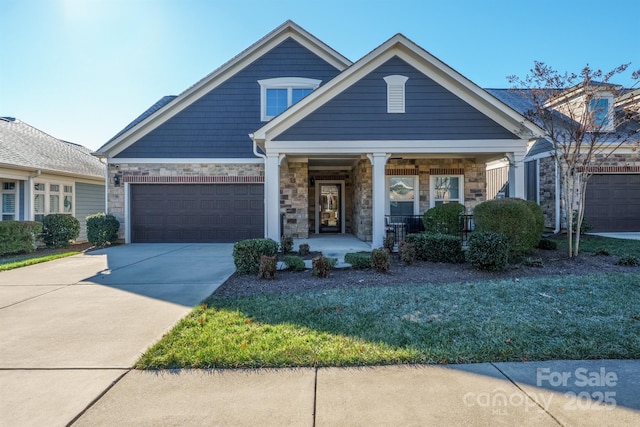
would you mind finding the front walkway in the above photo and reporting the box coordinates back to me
[293,233,372,263]
[590,232,640,241]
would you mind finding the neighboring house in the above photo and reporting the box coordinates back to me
[0,117,106,241]
[95,20,544,247]
[487,87,640,232]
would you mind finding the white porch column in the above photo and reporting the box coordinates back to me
[368,153,390,248]
[265,153,283,242]
[507,152,526,199]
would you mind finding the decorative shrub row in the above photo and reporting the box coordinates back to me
[233,238,279,274]
[283,255,306,271]
[0,221,43,256]
[405,232,465,263]
[371,248,390,273]
[42,214,80,248]
[422,202,465,235]
[344,252,372,269]
[473,198,543,260]
[466,231,509,271]
[86,213,120,247]
[398,240,416,265]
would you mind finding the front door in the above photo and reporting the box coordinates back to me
[319,184,341,233]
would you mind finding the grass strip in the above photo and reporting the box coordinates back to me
[137,272,640,369]
[0,252,80,271]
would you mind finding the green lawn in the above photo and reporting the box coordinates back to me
[137,272,640,369]
[554,234,640,257]
[0,251,80,271]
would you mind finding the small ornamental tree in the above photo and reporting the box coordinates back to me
[509,63,640,257]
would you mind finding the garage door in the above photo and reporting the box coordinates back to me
[584,174,640,232]
[130,184,264,243]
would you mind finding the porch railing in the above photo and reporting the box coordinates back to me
[385,214,475,247]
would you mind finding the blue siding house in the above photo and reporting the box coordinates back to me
[96,21,543,247]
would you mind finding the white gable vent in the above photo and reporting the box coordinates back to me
[383,75,409,113]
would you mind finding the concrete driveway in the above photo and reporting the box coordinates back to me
[0,244,235,427]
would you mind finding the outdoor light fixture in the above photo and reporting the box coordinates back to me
[114,174,121,187]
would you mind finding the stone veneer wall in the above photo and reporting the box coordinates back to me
[352,159,372,241]
[538,156,556,228]
[107,162,264,239]
[280,161,308,238]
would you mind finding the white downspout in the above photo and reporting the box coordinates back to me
[554,158,561,233]
[251,135,268,238]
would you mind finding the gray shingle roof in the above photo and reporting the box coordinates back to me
[0,117,105,178]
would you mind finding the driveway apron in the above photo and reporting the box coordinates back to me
[0,244,234,427]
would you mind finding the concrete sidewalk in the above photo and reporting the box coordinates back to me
[73,360,640,426]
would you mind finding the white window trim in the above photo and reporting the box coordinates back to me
[385,175,419,215]
[383,75,409,113]
[33,179,75,219]
[588,93,615,132]
[429,175,464,208]
[258,77,321,121]
[1,181,18,221]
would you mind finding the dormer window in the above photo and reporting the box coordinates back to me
[589,96,614,131]
[258,77,321,121]
[383,75,408,113]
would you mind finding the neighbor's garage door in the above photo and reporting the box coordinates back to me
[584,174,640,232]
[130,184,264,243]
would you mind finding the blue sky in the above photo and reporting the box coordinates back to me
[1,0,639,150]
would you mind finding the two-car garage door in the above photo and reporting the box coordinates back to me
[584,174,640,232]
[130,184,264,243]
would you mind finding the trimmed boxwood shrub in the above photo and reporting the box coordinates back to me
[398,240,416,265]
[344,252,372,269]
[422,202,465,235]
[312,255,332,278]
[258,255,277,279]
[284,255,306,271]
[473,198,541,260]
[537,238,557,250]
[86,213,120,247]
[466,231,509,271]
[405,232,464,263]
[0,221,43,255]
[232,238,279,275]
[42,214,80,248]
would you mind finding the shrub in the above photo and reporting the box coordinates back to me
[594,248,610,256]
[398,240,416,265]
[298,243,310,256]
[0,221,43,256]
[232,238,279,275]
[280,236,293,254]
[86,213,119,246]
[537,238,557,250]
[371,248,390,273]
[312,255,332,278]
[344,252,371,269]
[405,233,464,263]
[383,234,395,252]
[422,203,465,235]
[283,255,306,271]
[473,198,540,260]
[258,255,277,279]
[522,256,544,268]
[466,231,509,271]
[615,255,639,266]
[42,214,80,248]
[524,200,545,245]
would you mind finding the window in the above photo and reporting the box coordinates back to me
[588,96,614,131]
[383,75,409,113]
[258,77,321,121]
[387,176,418,215]
[33,181,73,221]
[1,181,16,221]
[430,175,464,207]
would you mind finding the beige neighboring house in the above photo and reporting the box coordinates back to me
[0,117,106,241]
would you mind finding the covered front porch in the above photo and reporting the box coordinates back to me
[265,144,528,248]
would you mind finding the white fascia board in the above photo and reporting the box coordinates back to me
[0,164,104,182]
[109,158,264,164]
[254,34,544,143]
[101,23,351,158]
[266,139,528,156]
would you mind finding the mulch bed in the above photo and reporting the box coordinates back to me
[215,247,640,298]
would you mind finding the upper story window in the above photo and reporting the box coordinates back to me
[383,75,409,113]
[258,77,321,121]
[589,96,614,131]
